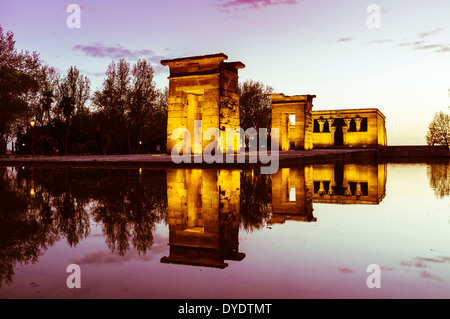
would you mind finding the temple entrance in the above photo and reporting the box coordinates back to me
[334,125,343,146]
[333,118,345,146]
[186,92,202,155]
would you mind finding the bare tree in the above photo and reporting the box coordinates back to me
[58,66,91,116]
[129,59,158,152]
[93,58,160,153]
[239,80,273,132]
[239,80,274,148]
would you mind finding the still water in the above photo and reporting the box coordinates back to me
[0,161,449,299]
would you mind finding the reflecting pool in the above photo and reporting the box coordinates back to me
[0,161,449,298]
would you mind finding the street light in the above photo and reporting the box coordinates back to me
[30,120,35,156]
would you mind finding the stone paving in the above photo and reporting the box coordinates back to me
[0,146,447,167]
[0,149,373,166]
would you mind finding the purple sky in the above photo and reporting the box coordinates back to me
[2,0,450,144]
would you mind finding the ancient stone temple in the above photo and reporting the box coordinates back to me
[161,53,245,155]
[161,169,245,268]
[312,109,387,147]
[270,94,316,151]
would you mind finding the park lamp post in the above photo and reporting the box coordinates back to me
[30,120,35,156]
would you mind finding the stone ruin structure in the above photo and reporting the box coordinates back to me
[161,53,387,153]
[270,94,316,151]
[312,109,387,147]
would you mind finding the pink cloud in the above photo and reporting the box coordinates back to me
[72,42,169,74]
[73,42,155,60]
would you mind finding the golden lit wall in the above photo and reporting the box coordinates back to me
[270,94,315,151]
[162,168,243,268]
[312,109,387,147]
[161,53,244,155]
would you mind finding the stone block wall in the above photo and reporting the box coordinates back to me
[312,109,387,147]
[270,94,315,151]
[161,53,244,155]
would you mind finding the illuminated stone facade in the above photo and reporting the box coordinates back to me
[162,169,244,268]
[312,109,387,147]
[161,53,387,152]
[270,94,316,151]
[161,53,244,155]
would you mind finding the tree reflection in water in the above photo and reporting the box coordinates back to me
[427,162,450,199]
[239,170,272,231]
[0,166,168,286]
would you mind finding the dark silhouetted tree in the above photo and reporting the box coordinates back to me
[239,80,273,148]
[93,58,165,154]
[0,26,42,153]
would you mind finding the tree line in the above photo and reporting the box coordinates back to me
[0,26,168,155]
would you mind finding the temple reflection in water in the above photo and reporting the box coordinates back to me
[162,163,387,267]
[161,169,245,268]
[310,163,387,205]
[270,163,386,224]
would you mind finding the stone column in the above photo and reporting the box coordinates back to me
[342,125,349,145]
[354,117,362,132]
[330,126,336,145]
[327,119,335,145]
[317,118,326,133]
[343,118,351,130]
[354,182,363,197]
[343,118,351,145]
[344,184,352,196]
[327,183,335,195]
[318,181,326,195]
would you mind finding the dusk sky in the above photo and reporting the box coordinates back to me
[1,0,450,145]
